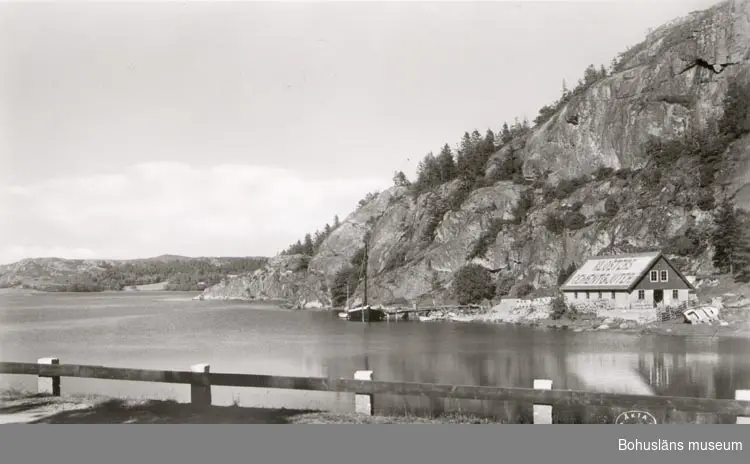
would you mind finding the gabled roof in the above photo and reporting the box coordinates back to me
[559,250,694,292]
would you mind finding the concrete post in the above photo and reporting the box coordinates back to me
[37,357,60,396]
[736,390,750,424]
[190,363,211,407]
[533,379,553,424]
[354,370,374,415]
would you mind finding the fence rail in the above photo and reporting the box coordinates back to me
[2,359,749,424]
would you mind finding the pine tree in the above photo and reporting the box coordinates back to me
[470,129,483,148]
[501,122,512,145]
[436,144,456,182]
[457,132,475,179]
[583,64,598,86]
[414,152,442,193]
[289,240,303,255]
[557,262,578,286]
[712,199,741,274]
[482,129,496,155]
[734,214,750,282]
[609,57,619,74]
[720,80,750,137]
[313,230,323,250]
[333,215,340,228]
[303,233,314,256]
[393,170,409,187]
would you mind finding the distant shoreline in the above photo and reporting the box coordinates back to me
[0,285,189,294]
[122,282,169,292]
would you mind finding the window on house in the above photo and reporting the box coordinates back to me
[611,291,615,299]
[586,291,590,299]
[638,290,645,300]
[672,289,678,299]
[650,270,658,282]
[660,270,668,282]
[597,291,602,299]
[574,292,578,299]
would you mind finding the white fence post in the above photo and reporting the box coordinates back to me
[37,357,60,396]
[533,379,553,424]
[354,370,374,415]
[190,363,211,407]
[736,389,750,424]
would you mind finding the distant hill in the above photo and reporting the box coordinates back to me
[0,255,268,292]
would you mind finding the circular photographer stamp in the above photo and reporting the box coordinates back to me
[614,410,658,424]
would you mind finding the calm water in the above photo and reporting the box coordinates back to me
[1,291,749,418]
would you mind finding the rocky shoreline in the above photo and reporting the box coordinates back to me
[408,296,750,339]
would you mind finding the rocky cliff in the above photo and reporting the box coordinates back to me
[200,0,750,308]
[521,0,750,186]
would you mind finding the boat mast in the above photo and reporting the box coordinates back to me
[363,238,368,307]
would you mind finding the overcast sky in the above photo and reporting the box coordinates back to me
[0,0,720,264]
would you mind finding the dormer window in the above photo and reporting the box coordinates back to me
[650,270,658,282]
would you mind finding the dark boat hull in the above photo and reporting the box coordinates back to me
[343,307,386,322]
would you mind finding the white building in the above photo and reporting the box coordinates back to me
[559,251,695,310]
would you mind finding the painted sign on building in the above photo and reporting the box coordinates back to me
[562,254,660,290]
[567,258,640,286]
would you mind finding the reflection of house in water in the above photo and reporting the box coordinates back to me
[565,353,654,395]
[560,251,695,310]
[636,352,721,398]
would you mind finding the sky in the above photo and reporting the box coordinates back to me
[0,0,721,264]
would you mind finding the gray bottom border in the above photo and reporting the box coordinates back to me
[0,425,748,464]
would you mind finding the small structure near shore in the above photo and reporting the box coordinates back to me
[560,250,695,311]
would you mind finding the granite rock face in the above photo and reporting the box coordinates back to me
[200,0,750,308]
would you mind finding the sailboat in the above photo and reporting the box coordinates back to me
[337,235,386,322]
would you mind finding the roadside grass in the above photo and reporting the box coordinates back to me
[0,389,733,424]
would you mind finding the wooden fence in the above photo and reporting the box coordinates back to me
[657,300,701,322]
[2,358,750,424]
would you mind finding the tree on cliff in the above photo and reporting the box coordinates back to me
[303,234,315,256]
[557,262,578,286]
[453,264,496,305]
[436,144,456,183]
[500,122,512,145]
[711,198,740,274]
[331,267,359,307]
[413,152,441,194]
[734,222,750,283]
[393,170,410,187]
[720,79,750,137]
[456,132,475,180]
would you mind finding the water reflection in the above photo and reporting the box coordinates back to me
[320,328,750,420]
[635,336,750,400]
[2,293,750,422]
